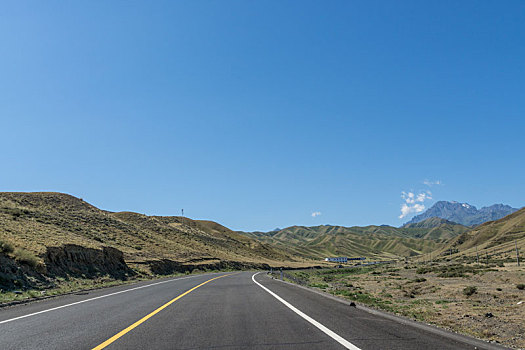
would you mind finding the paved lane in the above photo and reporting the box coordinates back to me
[0,271,507,350]
[109,272,345,350]
[0,273,230,349]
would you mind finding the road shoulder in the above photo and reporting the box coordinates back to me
[257,272,508,350]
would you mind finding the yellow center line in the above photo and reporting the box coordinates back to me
[92,273,237,350]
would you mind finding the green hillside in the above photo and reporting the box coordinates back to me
[403,217,470,240]
[403,217,460,228]
[240,222,468,260]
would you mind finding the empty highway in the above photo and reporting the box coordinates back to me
[0,271,506,350]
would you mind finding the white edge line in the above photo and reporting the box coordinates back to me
[271,275,509,350]
[252,272,361,350]
[0,273,213,325]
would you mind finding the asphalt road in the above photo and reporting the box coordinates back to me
[0,271,507,350]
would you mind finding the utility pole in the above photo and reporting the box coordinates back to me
[181,209,184,226]
[514,240,520,266]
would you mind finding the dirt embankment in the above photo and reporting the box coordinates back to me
[44,244,135,279]
[1,244,135,291]
[1,244,274,293]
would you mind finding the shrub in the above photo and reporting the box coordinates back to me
[322,275,335,282]
[463,286,477,296]
[439,271,465,278]
[517,284,525,290]
[436,264,487,278]
[0,239,14,254]
[13,248,39,268]
[416,267,434,274]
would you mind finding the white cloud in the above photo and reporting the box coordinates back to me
[399,191,432,219]
[417,192,432,202]
[423,179,442,186]
[399,203,425,218]
[311,211,321,217]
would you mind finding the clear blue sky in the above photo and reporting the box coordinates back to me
[1,1,524,231]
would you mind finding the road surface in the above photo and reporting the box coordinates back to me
[0,271,506,349]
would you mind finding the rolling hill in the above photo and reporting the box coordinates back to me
[402,217,470,240]
[0,192,307,290]
[240,222,468,260]
[437,207,525,259]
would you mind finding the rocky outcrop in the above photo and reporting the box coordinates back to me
[43,244,135,279]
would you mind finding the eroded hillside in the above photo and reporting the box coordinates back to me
[240,223,468,260]
[0,192,306,292]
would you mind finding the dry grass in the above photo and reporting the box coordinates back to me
[286,262,525,349]
[0,192,313,267]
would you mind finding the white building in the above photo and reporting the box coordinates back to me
[324,257,348,263]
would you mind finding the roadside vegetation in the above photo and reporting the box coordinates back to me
[280,261,525,349]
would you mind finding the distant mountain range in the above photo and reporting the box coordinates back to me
[239,203,524,261]
[404,201,519,227]
[240,220,469,260]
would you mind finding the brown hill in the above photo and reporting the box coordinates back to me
[0,192,304,274]
[436,207,525,259]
